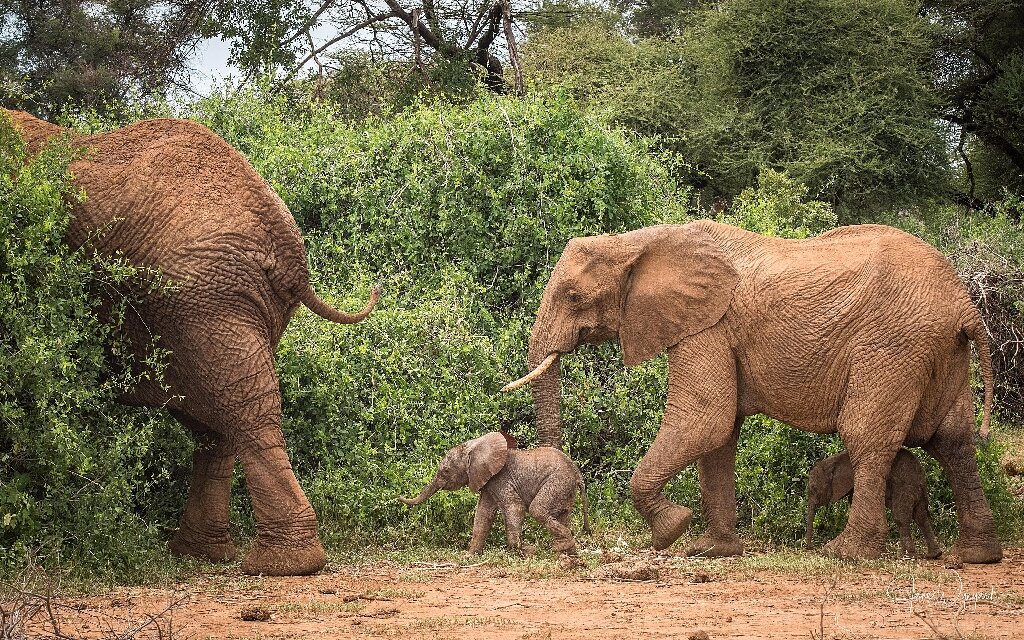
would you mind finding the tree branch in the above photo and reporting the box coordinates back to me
[283,11,399,83]
[281,0,338,48]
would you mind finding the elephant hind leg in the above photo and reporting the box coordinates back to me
[914,500,943,559]
[168,410,237,562]
[924,393,1001,564]
[180,323,326,576]
[527,485,577,554]
[825,363,919,561]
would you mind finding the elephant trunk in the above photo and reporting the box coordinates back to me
[528,344,563,449]
[399,478,442,506]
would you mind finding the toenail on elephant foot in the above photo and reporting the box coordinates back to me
[650,505,693,551]
[952,539,1002,564]
[168,528,237,563]
[240,539,327,576]
[821,531,884,561]
[685,532,744,558]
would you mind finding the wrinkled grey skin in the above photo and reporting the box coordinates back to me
[401,432,591,554]
[806,449,942,559]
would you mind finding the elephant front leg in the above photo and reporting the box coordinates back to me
[468,492,498,554]
[687,418,743,558]
[168,411,237,562]
[629,334,738,551]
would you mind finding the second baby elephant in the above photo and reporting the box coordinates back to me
[806,449,941,559]
[400,432,591,554]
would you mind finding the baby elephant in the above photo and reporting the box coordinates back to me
[400,432,591,555]
[805,449,941,559]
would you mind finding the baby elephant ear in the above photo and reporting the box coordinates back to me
[466,432,510,491]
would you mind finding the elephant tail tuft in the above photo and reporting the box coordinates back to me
[963,312,994,440]
[299,283,380,324]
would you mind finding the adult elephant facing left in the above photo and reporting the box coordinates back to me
[6,110,379,576]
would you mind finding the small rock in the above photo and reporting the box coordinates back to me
[725,616,732,623]
[240,605,271,622]
[690,572,712,583]
[601,549,625,564]
[943,554,964,570]
[318,587,336,595]
[688,632,711,640]
[351,619,362,626]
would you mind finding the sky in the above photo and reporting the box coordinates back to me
[186,37,235,95]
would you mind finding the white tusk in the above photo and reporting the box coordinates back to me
[501,353,559,392]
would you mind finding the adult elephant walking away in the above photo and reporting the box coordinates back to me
[6,110,379,576]
[504,221,1000,563]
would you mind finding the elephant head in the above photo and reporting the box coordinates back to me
[505,225,740,448]
[400,432,511,504]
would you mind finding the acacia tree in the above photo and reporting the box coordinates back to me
[925,0,1024,206]
[524,0,949,220]
[0,0,213,117]
[214,0,530,92]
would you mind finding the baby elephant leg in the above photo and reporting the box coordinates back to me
[502,501,533,555]
[915,501,943,560]
[528,483,577,554]
[468,492,499,554]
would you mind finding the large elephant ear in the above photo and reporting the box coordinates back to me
[620,226,739,366]
[466,432,510,491]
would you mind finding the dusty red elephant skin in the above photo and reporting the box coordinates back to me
[5,109,379,576]
[515,221,1000,564]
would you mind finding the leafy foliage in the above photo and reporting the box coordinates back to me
[2,91,1020,579]
[0,113,188,578]
[523,0,949,220]
[0,1,212,118]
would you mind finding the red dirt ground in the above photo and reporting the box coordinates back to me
[24,547,1024,639]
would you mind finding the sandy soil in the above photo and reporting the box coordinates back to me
[24,548,1024,640]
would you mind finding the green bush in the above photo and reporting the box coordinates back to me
[0,113,188,579]
[5,92,1018,576]
[523,0,949,221]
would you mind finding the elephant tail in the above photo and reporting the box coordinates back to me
[964,313,994,440]
[299,283,380,324]
[577,471,592,536]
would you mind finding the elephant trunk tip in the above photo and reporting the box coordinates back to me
[502,352,560,392]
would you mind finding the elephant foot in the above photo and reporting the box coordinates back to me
[650,504,693,551]
[923,547,943,560]
[168,527,237,563]
[553,538,577,555]
[240,538,327,576]
[685,531,743,558]
[951,538,1002,564]
[821,529,884,561]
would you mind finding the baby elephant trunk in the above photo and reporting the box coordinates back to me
[399,478,442,506]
